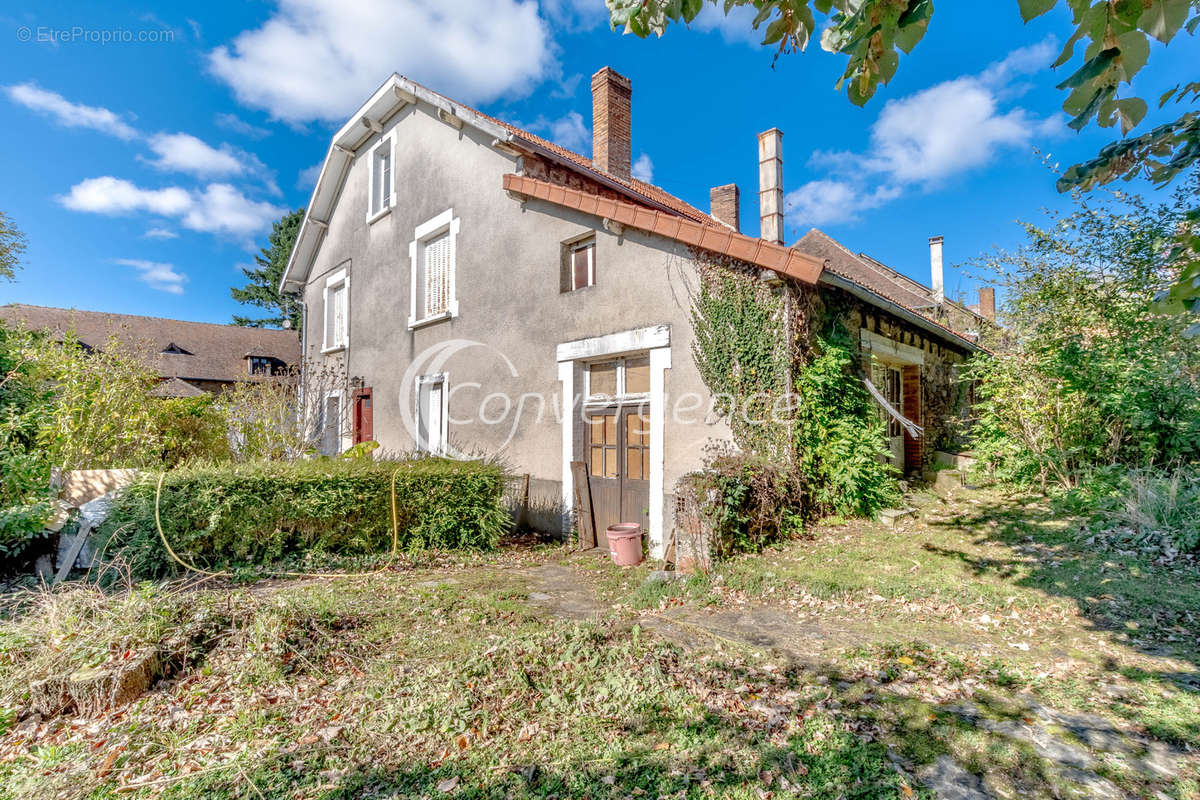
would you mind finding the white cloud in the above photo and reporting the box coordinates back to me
[786,180,901,227]
[144,227,179,239]
[215,112,270,139]
[543,110,590,154]
[4,83,138,140]
[144,132,245,176]
[296,162,323,190]
[541,0,608,31]
[690,4,763,47]
[60,177,192,216]
[182,184,284,237]
[60,177,284,240]
[208,0,554,124]
[632,153,654,183]
[787,40,1061,229]
[114,258,188,294]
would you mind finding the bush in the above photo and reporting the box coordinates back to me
[683,455,806,559]
[96,457,510,578]
[1068,465,1200,555]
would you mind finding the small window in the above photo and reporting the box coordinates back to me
[567,239,595,291]
[248,356,273,376]
[421,230,451,318]
[324,272,348,351]
[369,138,394,218]
[587,355,650,400]
[161,342,192,355]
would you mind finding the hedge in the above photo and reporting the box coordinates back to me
[96,457,510,578]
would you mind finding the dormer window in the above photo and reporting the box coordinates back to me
[248,356,273,375]
[162,342,192,355]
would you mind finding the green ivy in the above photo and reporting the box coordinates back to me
[688,269,898,555]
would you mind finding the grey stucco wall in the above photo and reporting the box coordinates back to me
[301,100,734,537]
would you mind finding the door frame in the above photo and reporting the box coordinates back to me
[414,372,449,455]
[557,325,671,557]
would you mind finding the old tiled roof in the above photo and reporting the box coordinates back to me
[0,304,300,386]
[150,377,209,398]
[503,174,823,284]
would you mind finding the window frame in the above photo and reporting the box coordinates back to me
[584,354,651,403]
[408,208,460,329]
[322,268,349,353]
[568,237,596,291]
[319,391,344,456]
[366,133,396,223]
[414,372,449,455]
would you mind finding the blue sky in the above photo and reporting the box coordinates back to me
[0,1,1195,323]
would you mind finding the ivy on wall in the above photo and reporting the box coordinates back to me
[687,261,899,549]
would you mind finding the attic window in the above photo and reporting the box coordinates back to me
[162,343,192,355]
[248,356,274,375]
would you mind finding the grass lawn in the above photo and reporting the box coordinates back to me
[0,486,1196,799]
[0,558,923,800]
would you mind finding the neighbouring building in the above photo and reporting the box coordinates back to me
[0,304,300,397]
[279,66,991,553]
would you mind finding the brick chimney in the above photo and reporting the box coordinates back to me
[929,235,945,304]
[757,128,784,244]
[591,67,632,181]
[710,184,740,232]
[977,286,995,320]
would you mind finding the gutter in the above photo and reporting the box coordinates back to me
[818,271,980,353]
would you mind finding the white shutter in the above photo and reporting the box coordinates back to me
[380,152,392,210]
[423,232,450,317]
[332,284,347,347]
[324,288,336,348]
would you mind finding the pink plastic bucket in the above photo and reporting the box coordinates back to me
[606,523,643,566]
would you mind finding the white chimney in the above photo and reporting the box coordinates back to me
[929,235,944,304]
[757,128,784,245]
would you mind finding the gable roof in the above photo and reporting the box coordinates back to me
[795,229,986,325]
[0,304,300,387]
[280,73,718,294]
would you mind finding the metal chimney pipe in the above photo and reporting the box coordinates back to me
[757,128,784,245]
[929,235,944,304]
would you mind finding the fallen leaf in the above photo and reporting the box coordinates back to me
[437,776,459,793]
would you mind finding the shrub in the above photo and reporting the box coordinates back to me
[96,457,510,578]
[1069,465,1200,554]
[683,455,805,559]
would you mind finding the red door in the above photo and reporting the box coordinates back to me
[352,388,373,444]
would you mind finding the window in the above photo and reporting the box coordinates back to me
[248,356,273,375]
[368,136,394,220]
[587,355,650,400]
[319,393,342,455]
[565,238,595,291]
[323,269,349,351]
[417,374,447,454]
[870,361,903,438]
[408,209,460,328]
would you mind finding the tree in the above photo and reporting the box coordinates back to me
[607,0,1200,316]
[0,211,27,282]
[231,208,304,329]
[965,176,1200,489]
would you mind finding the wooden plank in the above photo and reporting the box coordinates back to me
[570,460,597,550]
[53,520,92,585]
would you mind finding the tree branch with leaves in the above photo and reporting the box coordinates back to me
[607,0,1200,315]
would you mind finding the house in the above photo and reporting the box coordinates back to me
[0,304,300,397]
[279,66,988,554]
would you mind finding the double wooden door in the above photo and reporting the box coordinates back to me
[585,405,650,537]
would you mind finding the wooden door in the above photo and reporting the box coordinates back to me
[586,405,650,539]
[352,388,373,444]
